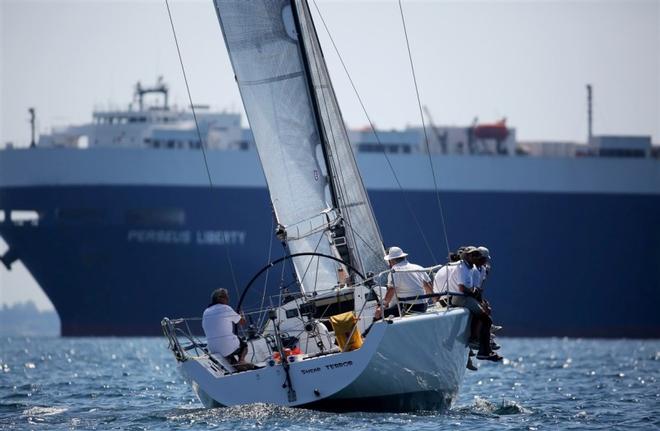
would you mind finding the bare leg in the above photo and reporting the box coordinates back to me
[374,306,383,321]
[239,344,248,363]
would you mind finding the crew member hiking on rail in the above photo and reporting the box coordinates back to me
[473,246,501,332]
[447,247,502,362]
[374,246,434,321]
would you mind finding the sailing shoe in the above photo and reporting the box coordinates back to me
[477,352,503,362]
[490,341,501,351]
[466,357,478,371]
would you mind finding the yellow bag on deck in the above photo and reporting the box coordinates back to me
[330,311,363,351]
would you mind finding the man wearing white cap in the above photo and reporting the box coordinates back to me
[374,246,434,320]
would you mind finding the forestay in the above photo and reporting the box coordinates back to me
[296,1,386,278]
[213,0,386,293]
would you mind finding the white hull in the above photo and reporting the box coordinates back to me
[179,307,470,412]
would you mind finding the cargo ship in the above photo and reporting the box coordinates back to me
[1,82,658,337]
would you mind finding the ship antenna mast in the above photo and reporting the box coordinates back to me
[135,76,169,111]
[28,108,36,147]
[587,84,593,144]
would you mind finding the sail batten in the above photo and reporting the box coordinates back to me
[239,71,304,86]
[213,0,386,293]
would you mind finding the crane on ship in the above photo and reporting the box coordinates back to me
[423,106,448,155]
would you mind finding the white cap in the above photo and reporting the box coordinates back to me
[384,246,408,261]
[477,246,490,259]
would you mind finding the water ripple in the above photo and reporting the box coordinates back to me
[0,337,658,430]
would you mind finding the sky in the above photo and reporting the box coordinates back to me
[0,0,659,311]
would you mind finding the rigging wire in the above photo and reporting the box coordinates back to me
[164,0,213,188]
[299,2,385,292]
[225,246,240,300]
[296,230,326,294]
[398,0,452,258]
[257,215,276,328]
[299,3,368,274]
[164,0,239,293]
[311,0,438,263]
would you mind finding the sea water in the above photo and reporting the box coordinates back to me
[1,337,658,430]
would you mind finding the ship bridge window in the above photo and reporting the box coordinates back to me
[125,208,185,226]
[56,208,106,223]
[357,143,411,154]
[10,210,41,226]
[598,148,646,158]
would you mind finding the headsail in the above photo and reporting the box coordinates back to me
[213,0,386,293]
[295,1,387,278]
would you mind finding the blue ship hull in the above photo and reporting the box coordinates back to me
[1,184,658,337]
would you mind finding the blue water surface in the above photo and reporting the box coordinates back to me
[1,337,658,430]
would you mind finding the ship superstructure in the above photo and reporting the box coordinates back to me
[1,82,658,336]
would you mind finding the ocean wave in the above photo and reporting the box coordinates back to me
[455,396,531,416]
[22,406,68,417]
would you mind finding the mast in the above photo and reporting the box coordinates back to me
[290,0,339,211]
[292,0,386,277]
[289,0,357,272]
[212,0,387,293]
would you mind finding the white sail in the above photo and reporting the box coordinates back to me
[213,0,386,293]
[295,1,386,277]
[164,2,473,413]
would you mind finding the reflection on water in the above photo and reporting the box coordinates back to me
[0,337,658,430]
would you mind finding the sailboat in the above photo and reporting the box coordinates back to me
[162,0,472,412]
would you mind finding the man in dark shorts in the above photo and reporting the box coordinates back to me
[448,247,502,362]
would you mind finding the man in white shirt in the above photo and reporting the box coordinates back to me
[374,246,433,320]
[473,246,490,290]
[433,261,459,294]
[202,288,247,364]
[448,247,501,362]
[473,246,501,333]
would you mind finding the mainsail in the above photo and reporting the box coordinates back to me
[213,0,386,293]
